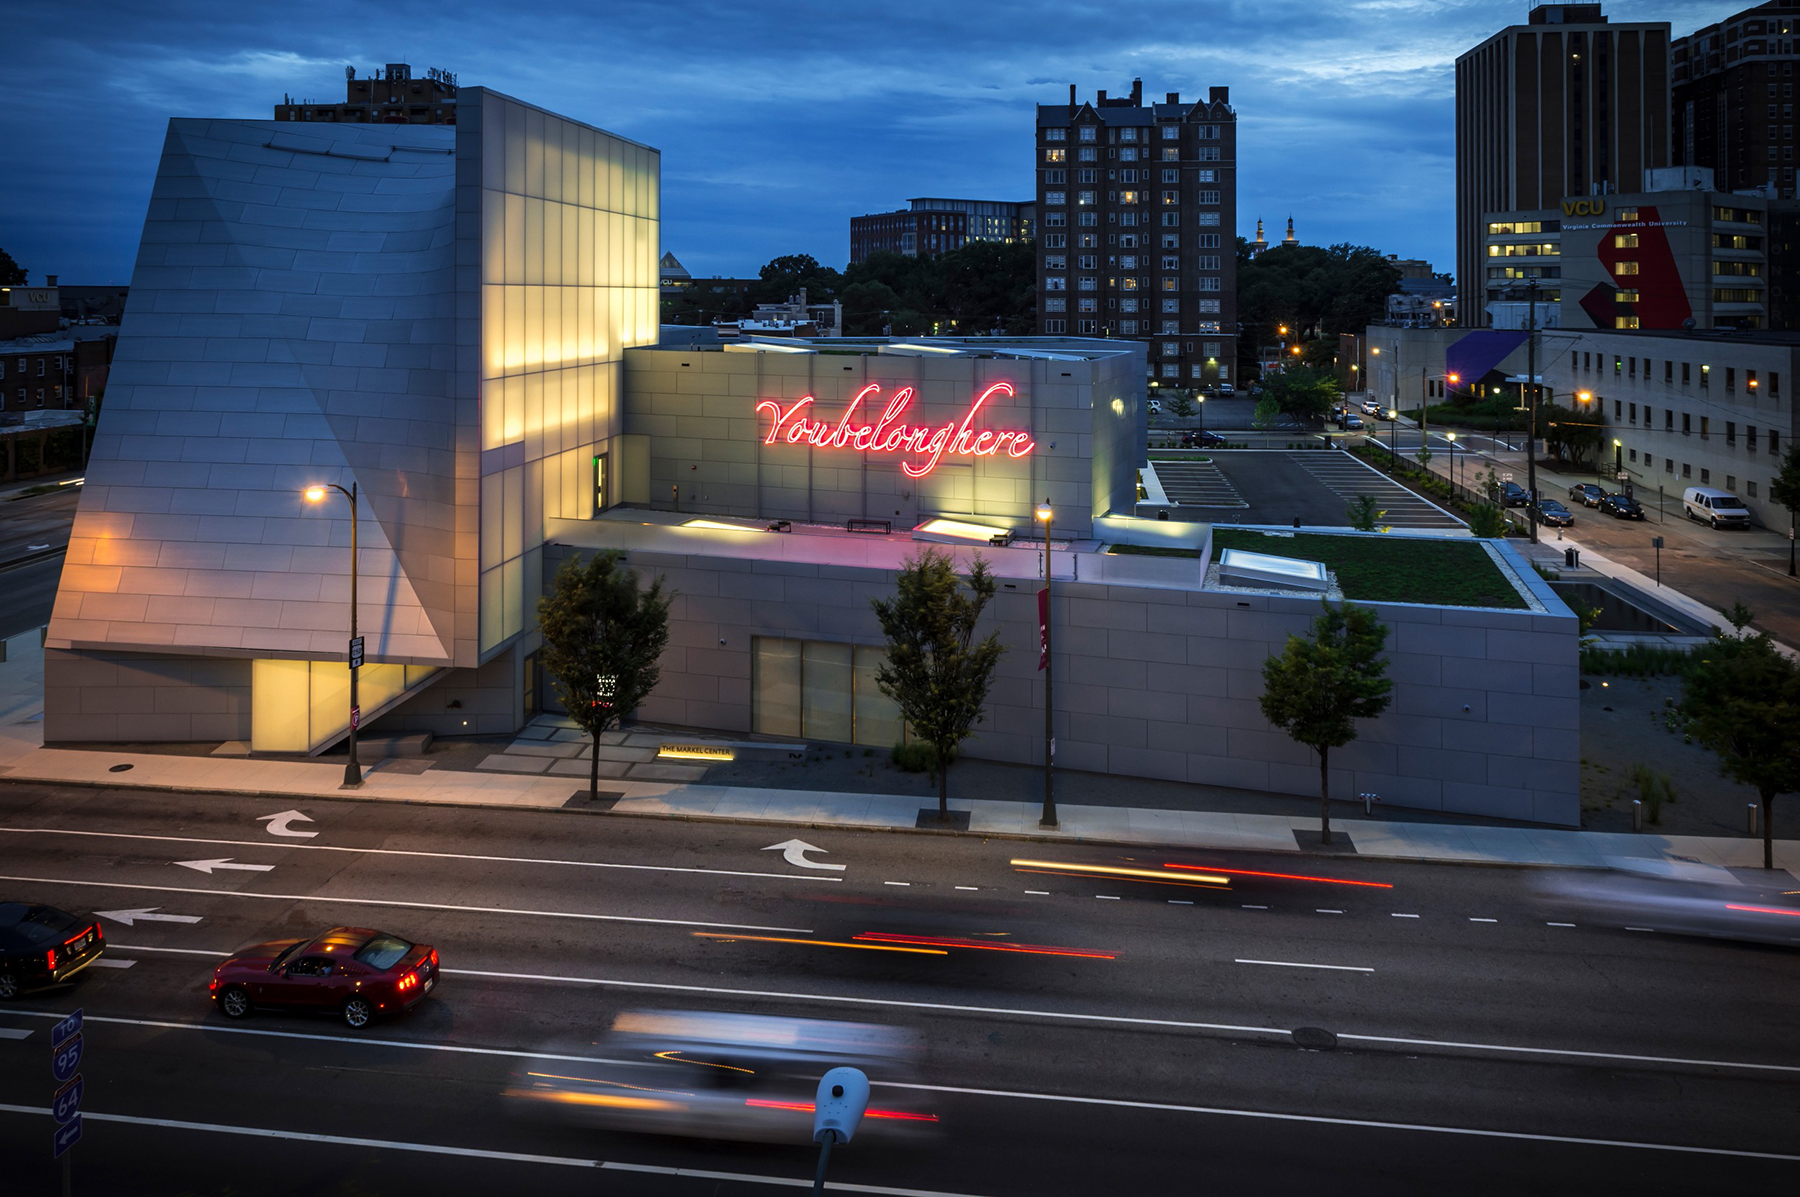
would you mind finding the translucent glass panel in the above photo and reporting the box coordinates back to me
[250,660,438,753]
[753,638,899,746]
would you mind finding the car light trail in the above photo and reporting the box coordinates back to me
[1009,859,1230,886]
[1163,863,1395,889]
[690,932,947,955]
[852,932,1115,959]
[744,1099,938,1122]
[1725,904,1800,917]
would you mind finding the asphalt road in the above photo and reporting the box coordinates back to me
[1,784,1796,1195]
[0,555,63,641]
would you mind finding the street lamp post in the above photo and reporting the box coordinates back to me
[1613,439,1625,496]
[1387,409,1399,473]
[1036,499,1057,831]
[1445,431,1458,496]
[1523,278,1541,543]
[303,482,363,787]
[1197,395,1205,433]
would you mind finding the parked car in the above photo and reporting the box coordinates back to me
[1341,413,1365,431]
[1598,492,1645,520]
[1682,485,1751,529]
[0,903,105,1000]
[1534,499,1575,527]
[1569,483,1606,507]
[1360,399,1383,416]
[1146,399,1162,415]
[1498,481,1529,507]
[1181,430,1226,448]
[211,926,438,1028]
[1217,383,1235,395]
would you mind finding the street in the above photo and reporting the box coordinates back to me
[1,784,1795,1194]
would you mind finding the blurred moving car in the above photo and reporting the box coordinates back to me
[505,1010,937,1143]
[1532,867,1800,948]
[1180,431,1226,448]
[1534,499,1575,527]
[210,926,438,1028]
[0,903,105,1000]
[1598,492,1645,520]
[1569,483,1606,507]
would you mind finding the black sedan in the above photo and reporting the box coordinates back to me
[1181,431,1226,448]
[1498,481,1530,507]
[0,903,106,1000]
[1534,499,1576,527]
[1598,492,1646,520]
[1569,483,1606,507]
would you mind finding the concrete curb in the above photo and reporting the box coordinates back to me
[0,546,66,572]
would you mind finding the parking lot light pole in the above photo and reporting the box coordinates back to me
[1036,499,1057,831]
[304,482,362,787]
[1387,409,1398,472]
[1445,431,1458,494]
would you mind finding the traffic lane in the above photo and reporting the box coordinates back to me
[3,1010,1796,1197]
[11,831,1800,1068]
[14,929,1800,1154]
[0,555,63,640]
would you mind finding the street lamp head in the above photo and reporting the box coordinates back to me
[1446,372,1460,384]
[303,485,327,503]
[1445,431,1456,442]
[1387,409,1397,419]
[1613,438,1622,447]
[1035,500,1053,523]
[1370,347,1379,355]
[1577,390,1592,403]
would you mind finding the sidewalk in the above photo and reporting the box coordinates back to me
[2,631,1793,876]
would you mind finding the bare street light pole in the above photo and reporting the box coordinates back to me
[304,482,363,787]
[1036,499,1057,830]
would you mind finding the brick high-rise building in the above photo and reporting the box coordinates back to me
[1674,2,1800,198]
[275,63,458,125]
[1034,80,1237,387]
[1455,4,1671,327]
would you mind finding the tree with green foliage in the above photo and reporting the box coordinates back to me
[1236,241,1402,380]
[537,551,673,800]
[1251,395,1280,431]
[1259,602,1394,845]
[870,549,1006,822]
[1166,393,1196,419]
[1771,444,1800,577]
[1262,366,1339,424]
[0,247,25,286]
[1467,503,1509,539]
[1346,495,1388,533]
[1539,402,1604,467]
[1680,629,1800,869]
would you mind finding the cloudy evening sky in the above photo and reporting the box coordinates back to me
[0,0,1745,287]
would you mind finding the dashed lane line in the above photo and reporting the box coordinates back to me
[1236,959,1374,973]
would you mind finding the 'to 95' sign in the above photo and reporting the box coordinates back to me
[51,1007,84,1159]
[756,382,1036,478]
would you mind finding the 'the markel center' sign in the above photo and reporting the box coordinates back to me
[756,382,1035,478]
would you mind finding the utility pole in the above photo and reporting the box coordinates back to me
[1419,365,1428,464]
[1525,278,1540,544]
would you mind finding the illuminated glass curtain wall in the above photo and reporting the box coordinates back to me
[751,637,904,747]
[477,96,660,653]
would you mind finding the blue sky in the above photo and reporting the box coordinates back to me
[0,0,1744,285]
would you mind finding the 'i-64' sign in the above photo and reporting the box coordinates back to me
[51,1008,84,1158]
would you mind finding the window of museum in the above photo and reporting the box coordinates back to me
[753,639,902,747]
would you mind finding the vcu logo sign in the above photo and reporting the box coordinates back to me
[1562,198,1606,217]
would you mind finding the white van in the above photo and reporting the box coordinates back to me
[1682,486,1752,529]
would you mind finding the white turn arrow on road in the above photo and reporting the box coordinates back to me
[256,809,317,838]
[175,859,275,874]
[760,839,845,872]
[95,908,204,927]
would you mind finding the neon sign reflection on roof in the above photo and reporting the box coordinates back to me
[755,382,1035,478]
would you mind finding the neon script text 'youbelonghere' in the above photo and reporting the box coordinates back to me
[755,383,1035,478]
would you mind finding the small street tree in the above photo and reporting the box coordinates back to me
[1167,393,1196,419]
[537,551,672,800]
[871,548,1006,822]
[1771,444,1800,577]
[1680,629,1800,869]
[1259,601,1394,845]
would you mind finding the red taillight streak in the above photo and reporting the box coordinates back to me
[1163,863,1394,889]
[1013,868,1228,889]
[853,932,1114,959]
[1726,904,1800,917]
[743,1099,936,1122]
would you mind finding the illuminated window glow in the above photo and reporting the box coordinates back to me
[915,517,1014,542]
[755,382,1036,478]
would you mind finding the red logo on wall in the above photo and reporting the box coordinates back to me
[1578,205,1693,330]
[755,382,1036,478]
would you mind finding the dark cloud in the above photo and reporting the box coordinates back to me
[0,0,1744,284]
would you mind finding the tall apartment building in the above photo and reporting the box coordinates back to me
[1035,80,1237,386]
[274,62,459,124]
[1455,4,1671,327]
[1673,1,1800,198]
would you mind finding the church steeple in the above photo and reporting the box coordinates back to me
[1282,215,1297,248]
[1251,217,1267,256]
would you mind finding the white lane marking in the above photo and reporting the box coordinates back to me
[884,881,911,887]
[88,958,135,969]
[0,875,812,936]
[17,979,1800,1079]
[1470,918,1498,923]
[1242,904,1269,910]
[0,826,840,885]
[1168,900,1194,906]
[174,859,273,875]
[256,810,317,839]
[111,944,226,957]
[1025,890,1049,895]
[1390,913,1419,919]
[0,1028,31,1040]
[1548,922,1577,928]
[1626,927,1655,933]
[1096,895,1120,901]
[761,839,845,872]
[954,886,979,891]
[1236,959,1374,973]
[0,1104,990,1195]
[1316,909,1344,915]
[873,1085,1800,1163]
[96,907,203,927]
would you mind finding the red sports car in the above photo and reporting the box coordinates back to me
[210,926,438,1028]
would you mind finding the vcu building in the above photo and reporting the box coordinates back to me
[1034,80,1238,388]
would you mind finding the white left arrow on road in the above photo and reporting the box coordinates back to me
[175,859,275,874]
[760,839,846,872]
[95,907,204,927]
[256,809,317,838]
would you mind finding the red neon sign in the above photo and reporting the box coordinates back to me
[755,382,1035,478]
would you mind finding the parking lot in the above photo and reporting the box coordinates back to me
[1151,449,1465,529]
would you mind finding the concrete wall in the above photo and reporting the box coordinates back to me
[554,541,1581,825]
[43,649,252,743]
